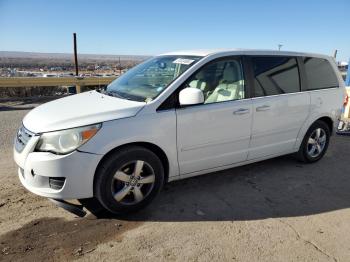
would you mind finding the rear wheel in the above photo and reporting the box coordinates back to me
[296,120,330,163]
[93,146,164,214]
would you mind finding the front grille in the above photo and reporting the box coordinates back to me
[15,125,35,152]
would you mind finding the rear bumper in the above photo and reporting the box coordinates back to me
[16,150,102,199]
[337,119,350,136]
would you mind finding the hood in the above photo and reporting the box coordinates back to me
[23,91,145,133]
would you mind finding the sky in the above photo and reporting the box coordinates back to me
[0,0,349,61]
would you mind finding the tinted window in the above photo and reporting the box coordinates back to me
[185,57,245,104]
[304,57,338,90]
[251,57,300,97]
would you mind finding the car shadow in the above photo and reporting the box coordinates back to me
[0,216,142,261]
[114,135,350,222]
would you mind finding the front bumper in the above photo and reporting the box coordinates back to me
[15,149,102,200]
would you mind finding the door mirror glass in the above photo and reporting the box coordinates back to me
[179,87,204,106]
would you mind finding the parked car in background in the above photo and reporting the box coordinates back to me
[42,73,58,78]
[14,49,345,216]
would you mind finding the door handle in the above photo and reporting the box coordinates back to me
[256,105,270,112]
[233,108,249,115]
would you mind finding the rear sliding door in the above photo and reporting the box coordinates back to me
[248,56,310,159]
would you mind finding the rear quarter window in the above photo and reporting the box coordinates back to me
[304,57,339,90]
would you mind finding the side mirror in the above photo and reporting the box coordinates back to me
[179,87,204,106]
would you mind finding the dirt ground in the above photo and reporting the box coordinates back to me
[1,100,350,261]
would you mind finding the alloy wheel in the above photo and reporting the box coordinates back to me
[306,128,327,158]
[111,160,155,205]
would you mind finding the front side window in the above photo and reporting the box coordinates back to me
[106,55,201,102]
[251,56,300,97]
[184,57,245,104]
[304,57,338,90]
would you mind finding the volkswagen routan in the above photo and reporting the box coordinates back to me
[14,49,346,216]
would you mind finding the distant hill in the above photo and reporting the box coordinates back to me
[0,51,150,61]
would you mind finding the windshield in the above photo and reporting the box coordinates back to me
[106,55,202,102]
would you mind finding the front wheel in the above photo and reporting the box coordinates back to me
[94,146,164,214]
[296,120,330,163]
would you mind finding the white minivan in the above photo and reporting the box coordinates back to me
[14,49,345,216]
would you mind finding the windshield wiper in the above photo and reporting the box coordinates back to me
[103,90,127,99]
[102,89,147,102]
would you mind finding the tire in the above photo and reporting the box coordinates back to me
[296,120,330,163]
[94,146,164,214]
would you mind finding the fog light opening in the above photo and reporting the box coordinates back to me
[49,177,66,190]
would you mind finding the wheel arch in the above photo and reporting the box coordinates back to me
[316,116,333,135]
[295,114,335,151]
[93,142,170,191]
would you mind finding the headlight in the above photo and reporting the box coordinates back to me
[36,124,101,154]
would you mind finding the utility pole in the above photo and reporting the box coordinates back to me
[73,33,81,93]
[118,56,121,75]
[73,33,79,76]
[278,44,283,51]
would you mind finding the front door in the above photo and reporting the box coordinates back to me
[176,57,253,174]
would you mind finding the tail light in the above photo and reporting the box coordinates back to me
[344,94,349,107]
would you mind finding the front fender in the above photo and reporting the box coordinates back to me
[79,111,179,179]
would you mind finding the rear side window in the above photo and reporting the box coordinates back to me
[251,56,300,97]
[303,57,338,90]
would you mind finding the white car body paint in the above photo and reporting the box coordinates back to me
[23,90,145,133]
[249,92,310,159]
[14,49,345,200]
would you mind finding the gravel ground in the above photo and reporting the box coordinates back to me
[0,100,350,261]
